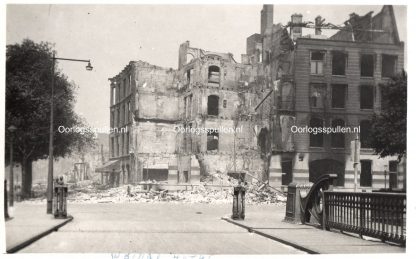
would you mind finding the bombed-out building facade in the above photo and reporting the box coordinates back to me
[99,5,405,191]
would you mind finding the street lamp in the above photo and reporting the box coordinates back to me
[47,54,93,214]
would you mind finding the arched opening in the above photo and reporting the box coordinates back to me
[208,65,220,85]
[207,95,219,116]
[309,159,345,186]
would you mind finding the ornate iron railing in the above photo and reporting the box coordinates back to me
[323,191,406,246]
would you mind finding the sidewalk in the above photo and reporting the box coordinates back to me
[5,203,73,253]
[222,206,405,254]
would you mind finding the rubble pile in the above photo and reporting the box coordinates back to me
[22,176,286,205]
[65,175,286,205]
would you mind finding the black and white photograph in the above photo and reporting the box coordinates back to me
[1,1,411,257]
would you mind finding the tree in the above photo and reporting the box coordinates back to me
[5,39,96,198]
[371,70,406,160]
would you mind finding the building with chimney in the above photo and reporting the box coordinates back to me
[100,5,405,191]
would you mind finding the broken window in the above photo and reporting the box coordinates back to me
[360,160,372,187]
[310,83,326,108]
[189,95,193,117]
[207,130,219,151]
[111,137,115,157]
[360,85,374,109]
[123,78,127,98]
[360,54,374,77]
[208,65,220,85]
[382,54,397,78]
[186,68,194,84]
[331,84,347,108]
[207,95,219,116]
[331,118,345,148]
[360,120,372,148]
[223,100,227,108]
[309,117,324,147]
[310,51,324,75]
[112,87,116,105]
[332,51,347,75]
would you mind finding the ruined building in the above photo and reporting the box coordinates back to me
[98,5,405,191]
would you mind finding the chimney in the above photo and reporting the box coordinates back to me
[315,16,322,35]
[261,5,274,35]
[290,13,303,40]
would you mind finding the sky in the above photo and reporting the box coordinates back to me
[6,4,407,129]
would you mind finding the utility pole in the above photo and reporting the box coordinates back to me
[351,133,360,192]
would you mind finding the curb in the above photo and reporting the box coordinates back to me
[7,215,74,253]
[221,217,319,254]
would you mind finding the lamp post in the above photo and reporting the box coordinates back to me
[8,125,17,209]
[47,54,93,214]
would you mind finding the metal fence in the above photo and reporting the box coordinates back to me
[323,191,406,246]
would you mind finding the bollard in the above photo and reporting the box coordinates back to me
[232,183,246,220]
[284,182,313,223]
[53,176,68,219]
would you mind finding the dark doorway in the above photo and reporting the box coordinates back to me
[309,159,345,186]
[281,160,293,186]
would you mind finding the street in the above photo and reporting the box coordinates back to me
[19,203,304,254]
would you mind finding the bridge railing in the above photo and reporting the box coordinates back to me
[323,191,406,246]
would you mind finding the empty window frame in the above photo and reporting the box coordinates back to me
[332,51,347,75]
[208,65,220,85]
[381,55,397,77]
[186,68,194,84]
[360,85,374,109]
[207,130,219,151]
[331,118,345,148]
[223,100,227,108]
[112,87,116,105]
[331,84,347,108]
[123,78,127,98]
[360,160,372,187]
[111,137,115,157]
[360,54,374,77]
[382,54,397,78]
[309,117,324,147]
[110,110,114,128]
[310,83,326,108]
[310,51,324,75]
[360,120,372,148]
[207,95,219,116]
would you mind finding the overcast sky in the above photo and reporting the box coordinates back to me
[6,4,407,129]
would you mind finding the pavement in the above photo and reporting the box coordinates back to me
[222,206,406,254]
[4,203,73,253]
[3,202,406,254]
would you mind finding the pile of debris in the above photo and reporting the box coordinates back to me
[65,175,286,205]
[21,175,286,205]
